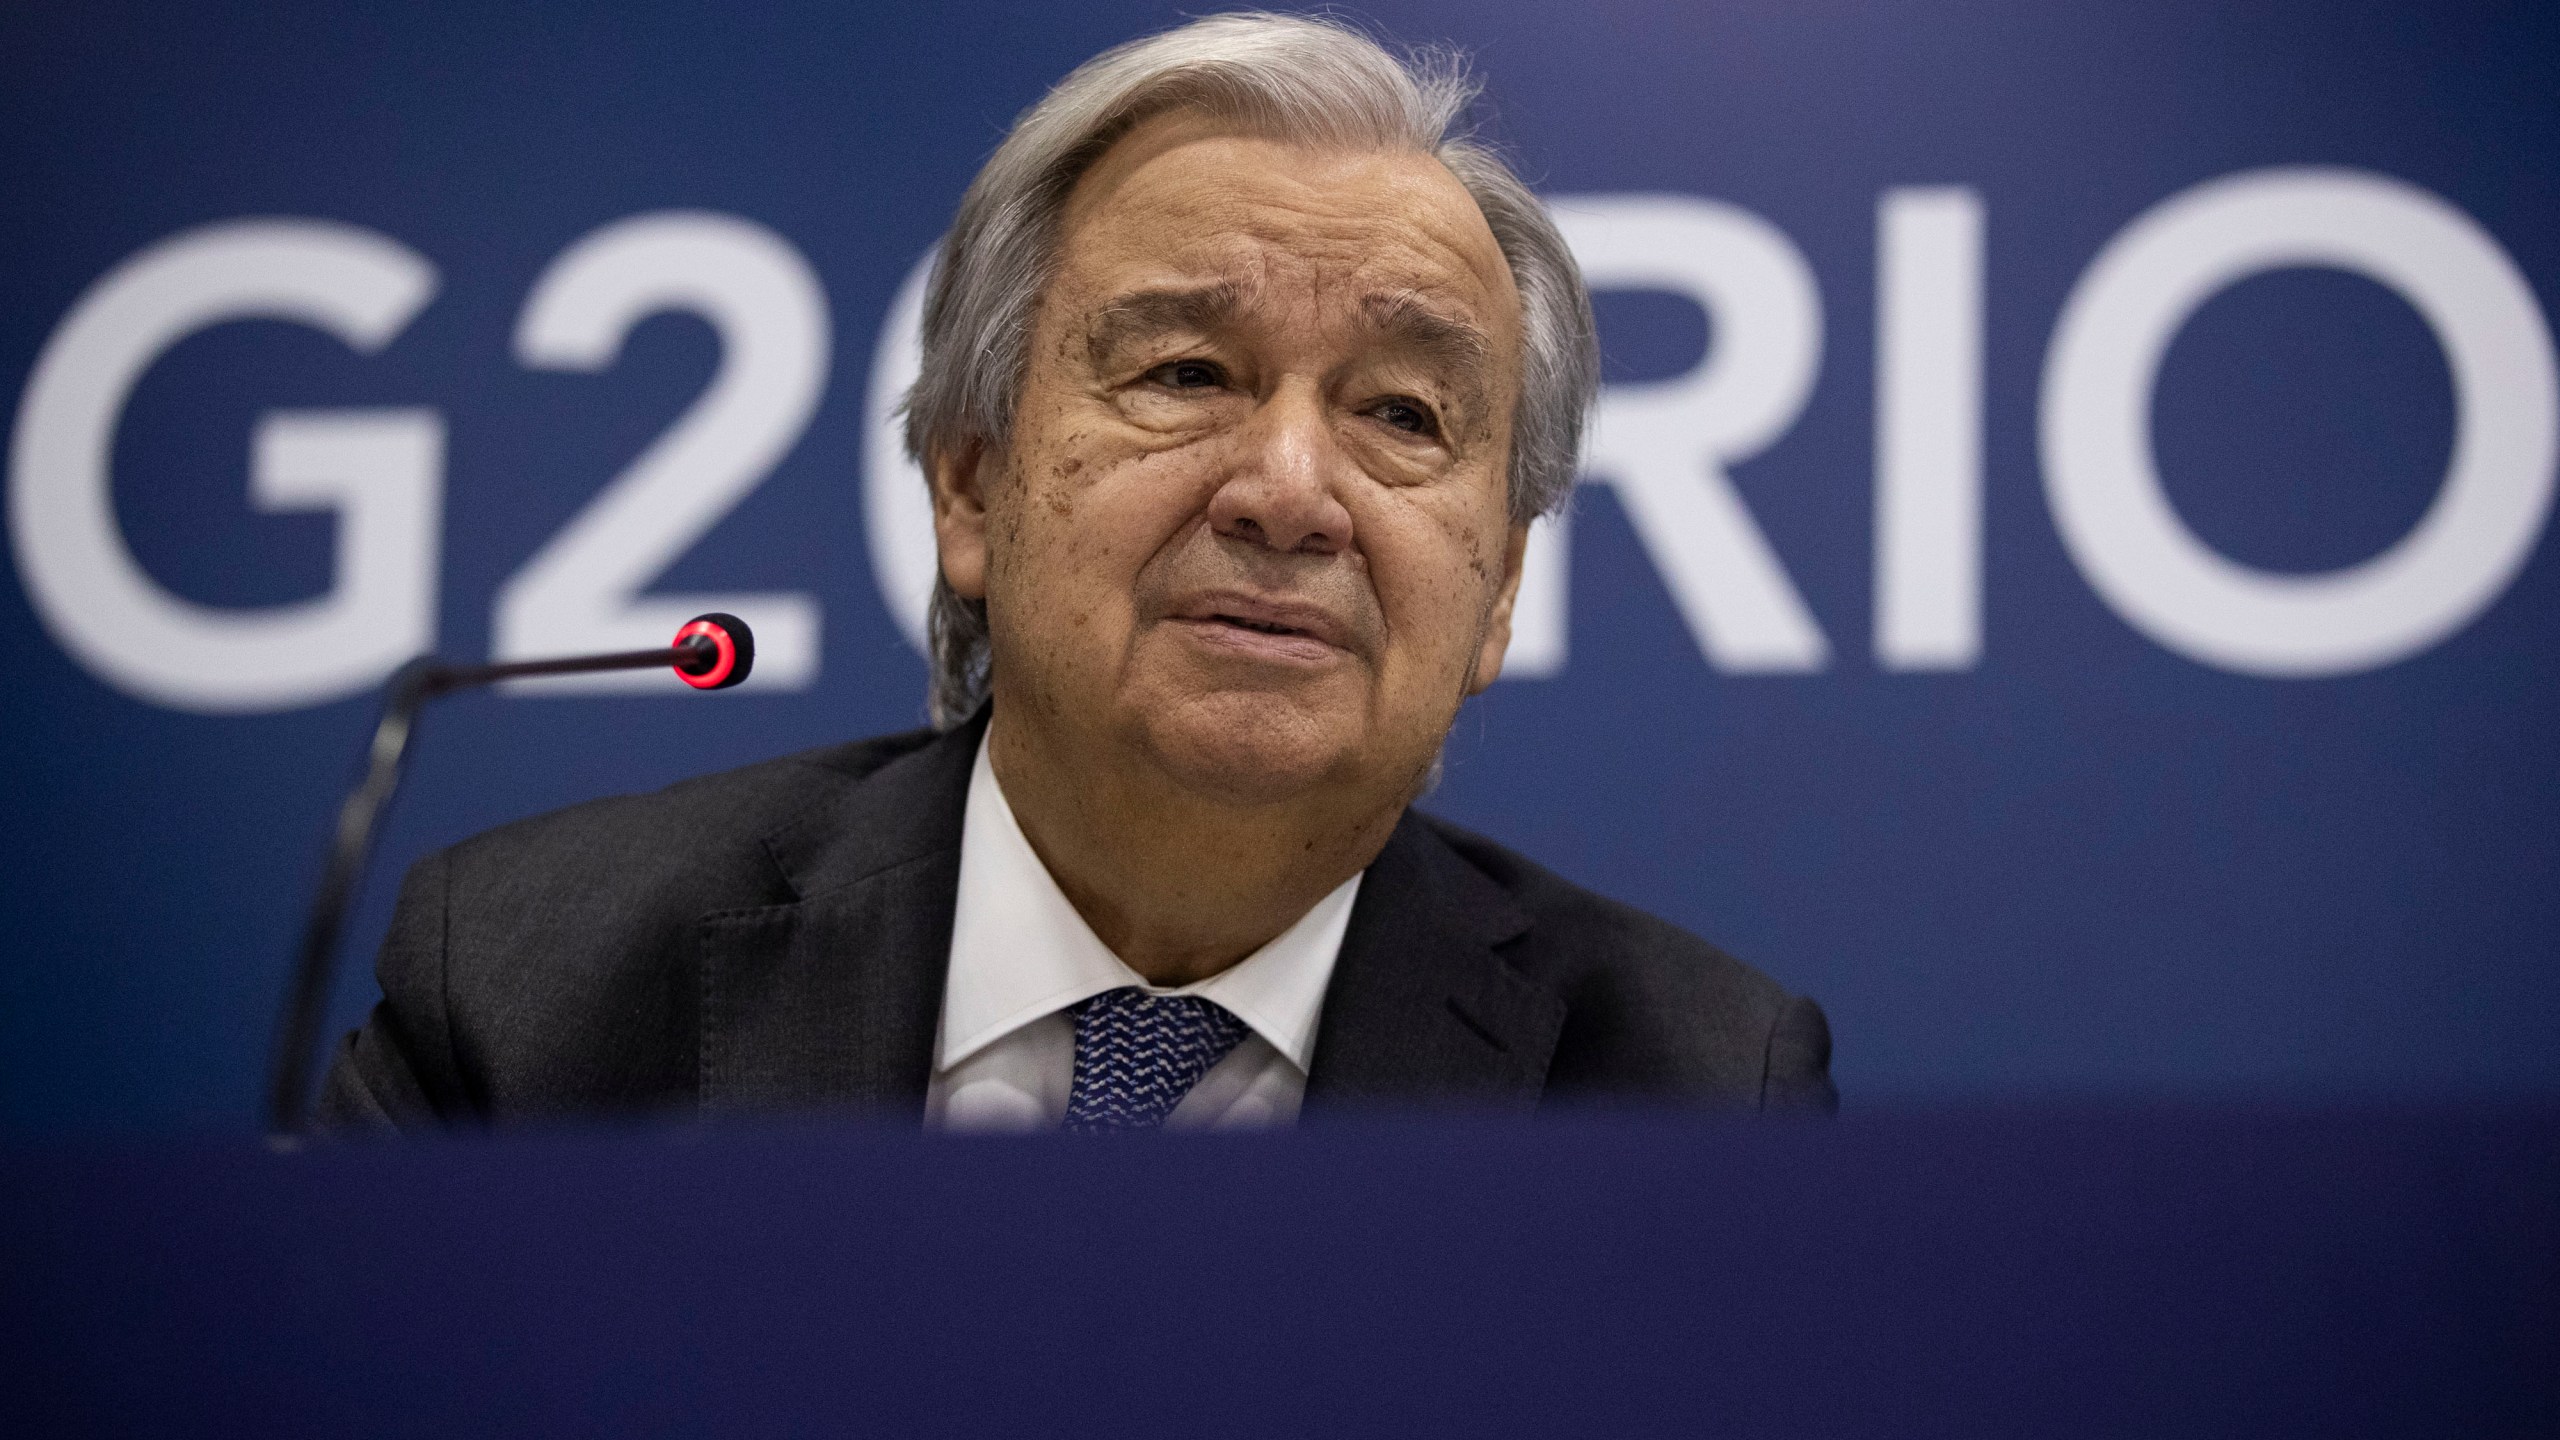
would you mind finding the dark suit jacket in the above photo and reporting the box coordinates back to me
[319,712,1836,1129]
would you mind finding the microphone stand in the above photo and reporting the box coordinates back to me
[265,617,750,1142]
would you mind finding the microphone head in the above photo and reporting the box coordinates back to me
[672,613,755,690]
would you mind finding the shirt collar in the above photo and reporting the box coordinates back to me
[935,727,1359,1074]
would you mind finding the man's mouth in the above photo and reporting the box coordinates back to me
[1170,593,1354,664]
[1214,614,1305,637]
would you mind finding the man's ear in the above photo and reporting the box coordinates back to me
[1466,520,1535,696]
[928,439,994,601]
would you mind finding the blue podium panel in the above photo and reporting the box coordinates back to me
[6,1110,2555,1435]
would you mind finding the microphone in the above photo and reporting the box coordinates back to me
[264,613,756,1141]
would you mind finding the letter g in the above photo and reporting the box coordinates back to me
[9,220,441,711]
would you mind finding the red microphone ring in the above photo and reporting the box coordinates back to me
[673,620,737,689]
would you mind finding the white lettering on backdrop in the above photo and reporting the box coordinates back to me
[1542,194,1832,673]
[500,211,828,692]
[8,220,442,712]
[2043,167,2559,676]
[14,170,2554,711]
[1875,187,1988,671]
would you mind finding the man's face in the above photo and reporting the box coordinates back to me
[934,110,1528,807]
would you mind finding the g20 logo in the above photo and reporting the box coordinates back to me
[9,167,2555,713]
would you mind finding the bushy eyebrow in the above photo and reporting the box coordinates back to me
[1086,284,1243,368]
[1361,290,1493,379]
[1081,282,1498,416]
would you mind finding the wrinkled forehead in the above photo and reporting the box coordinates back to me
[1050,109,1522,355]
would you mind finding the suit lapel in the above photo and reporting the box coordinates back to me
[1304,813,1563,1110]
[695,712,983,1118]
[694,716,1563,1117]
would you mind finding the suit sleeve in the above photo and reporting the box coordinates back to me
[314,849,467,1134]
[1759,995,1839,1115]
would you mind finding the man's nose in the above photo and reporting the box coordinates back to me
[1206,385,1355,556]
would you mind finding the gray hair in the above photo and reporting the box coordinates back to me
[904,11,1599,728]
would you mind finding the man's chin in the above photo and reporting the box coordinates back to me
[1129,691,1368,808]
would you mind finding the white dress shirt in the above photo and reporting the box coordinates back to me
[924,730,1361,1132]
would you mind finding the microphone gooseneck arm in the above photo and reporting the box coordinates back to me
[264,614,754,1142]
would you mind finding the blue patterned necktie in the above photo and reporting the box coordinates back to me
[1062,987,1251,1132]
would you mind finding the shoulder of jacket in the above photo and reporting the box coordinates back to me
[1410,809,1795,1014]
[439,725,939,898]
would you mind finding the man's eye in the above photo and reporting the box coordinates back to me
[1148,359,1225,389]
[1372,398,1439,437]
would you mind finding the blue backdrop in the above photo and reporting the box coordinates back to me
[4,0,2554,1131]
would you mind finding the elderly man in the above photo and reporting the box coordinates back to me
[320,12,1834,1131]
